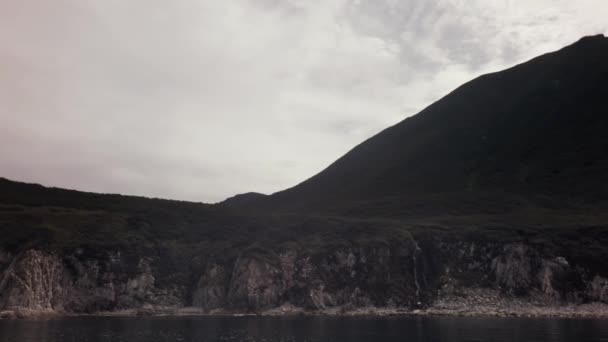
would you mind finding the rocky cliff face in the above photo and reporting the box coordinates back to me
[1,236,606,316]
[0,249,183,314]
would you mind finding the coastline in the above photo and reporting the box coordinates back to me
[4,302,608,320]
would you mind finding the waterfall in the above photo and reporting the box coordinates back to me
[412,241,422,303]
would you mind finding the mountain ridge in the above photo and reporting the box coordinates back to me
[229,34,608,214]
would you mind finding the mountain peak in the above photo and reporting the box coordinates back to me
[254,35,608,215]
[579,33,606,40]
[573,34,607,47]
[218,192,268,207]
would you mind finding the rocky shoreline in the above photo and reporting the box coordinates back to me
[3,300,608,320]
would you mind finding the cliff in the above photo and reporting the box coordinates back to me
[1,235,607,317]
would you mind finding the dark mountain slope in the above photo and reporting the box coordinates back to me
[217,192,268,207]
[260,35,608,213]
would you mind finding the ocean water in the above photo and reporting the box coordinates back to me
[0,315,606,342]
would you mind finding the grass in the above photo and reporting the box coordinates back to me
[1,178,607,277]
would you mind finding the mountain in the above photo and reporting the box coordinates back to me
[217,192,268,207]
[1,36,608,318]
[242,34,608,216]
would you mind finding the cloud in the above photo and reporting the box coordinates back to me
[0,0,607,202]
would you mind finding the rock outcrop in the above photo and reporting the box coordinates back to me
[1,236,606,316]
[0,250,65,311]
[0,249,184,315]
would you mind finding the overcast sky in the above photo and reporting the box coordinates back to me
[1,0,607,203]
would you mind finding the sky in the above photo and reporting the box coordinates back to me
[1,0,607,203]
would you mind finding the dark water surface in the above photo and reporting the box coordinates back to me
[0,316,607,342]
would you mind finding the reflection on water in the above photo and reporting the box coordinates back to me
[0,315,607,342]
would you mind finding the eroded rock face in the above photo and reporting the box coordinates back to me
[0,249,185,313]
[0,250,66,310]
[192,263,227,311]
[191,241,435,311]
[492,244,538,294]
[0,238,606,314]
[227,257,285,310]
[588,276,608,303]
